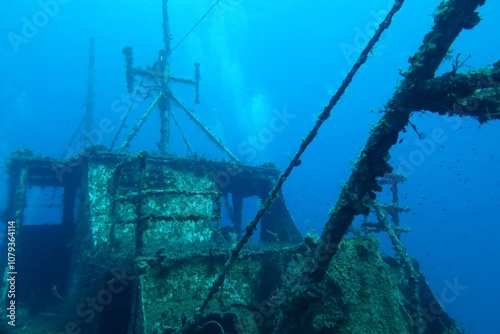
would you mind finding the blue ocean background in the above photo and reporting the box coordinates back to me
[0,0,499,332]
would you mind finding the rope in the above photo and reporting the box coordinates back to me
[167,0,221,57]
[62,114,86,158]
[170,109,193,154]
[170,93,239,162]
[115,1,221,152]
[118,92,163,152]
[110,79,145,150]
[196,0,404,317]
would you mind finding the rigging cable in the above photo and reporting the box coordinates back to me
[170,110,193,155]
[62,114,86,158]
[110,78,146,150]
[167,0,221,57]
[195,0,406,318]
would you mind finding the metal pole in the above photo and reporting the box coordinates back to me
[84,37,95,136]
[118,92,163,152]
[170,93,239,162]
[158,0,172,154]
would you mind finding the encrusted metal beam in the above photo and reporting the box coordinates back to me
[274,0,486,332]
[413,65,500,123]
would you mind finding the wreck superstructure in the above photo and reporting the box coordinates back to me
[2,0,499,333]
[1,149,457,334]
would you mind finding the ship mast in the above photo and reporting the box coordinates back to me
[158,0,171,154]
[83,37,95,139]
[115,0,237,161]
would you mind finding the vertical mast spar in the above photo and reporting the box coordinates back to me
[64,37,95,156]
[158,0,171,154]
[84,37,95,137]
[116,0,238,161]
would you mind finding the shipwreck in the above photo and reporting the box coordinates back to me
[1,0,499,333]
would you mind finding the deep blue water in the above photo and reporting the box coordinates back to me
[0,0,499,333]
